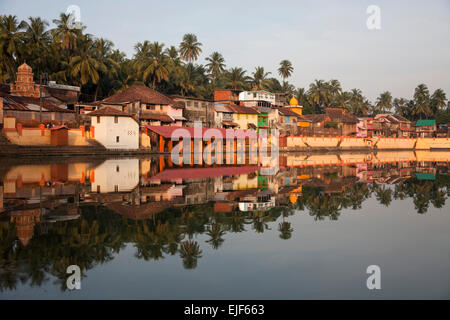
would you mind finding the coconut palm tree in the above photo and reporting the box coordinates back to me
[52,13,83,59]
[91,38,119,100]
[134,41,169,89]
[0,15,24,80]
[278,59,293,82]
[179,33,202,63]
[251,66,271,90]
[430,88,447,116]
[69,35,105,86]
[205,51,225,82]
[21,17,51,76]
[413,84,431,119]
[393,97,410,118]
[308,79,331,110]
[225,67,249,91]
[375,91,393,113]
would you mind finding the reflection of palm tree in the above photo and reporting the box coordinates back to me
[278,222,293,240]
[375,185,392,207]
[206,223,226,250]
[179,240,202,270]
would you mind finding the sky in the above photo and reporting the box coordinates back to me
[1,0,449,101]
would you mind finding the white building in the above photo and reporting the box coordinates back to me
[91,159,139,193]
[89,107,139,149]
[239,90,276,106]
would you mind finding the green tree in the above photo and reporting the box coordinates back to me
[376,91,393,113]
[179,33,202,63]
[205,51,225,82]
[278,59,293,83]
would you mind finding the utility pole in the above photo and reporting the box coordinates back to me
[39,73,48,124]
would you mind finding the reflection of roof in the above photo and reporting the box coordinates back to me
[415,172,435,180]
[145,125,258,139]
[149,166,260,181]
[102,85,183,108]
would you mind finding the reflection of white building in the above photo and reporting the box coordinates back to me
[89,107,139,149]
[91,159,139,193]
[238,191,275,212]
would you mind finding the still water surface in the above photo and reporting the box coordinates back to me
[0,152,449,299]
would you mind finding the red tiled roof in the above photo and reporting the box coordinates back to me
[102,85,183,108]
[301,114,330,123]
[88,106,131,117]
[140,112,174,122]
[145,125,258,139]
[149,166,260,181]
[278,107,300,117]
[227,104,260,114]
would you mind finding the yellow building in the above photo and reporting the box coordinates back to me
[227,105,259,130]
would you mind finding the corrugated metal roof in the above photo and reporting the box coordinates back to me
[415,120,436,126]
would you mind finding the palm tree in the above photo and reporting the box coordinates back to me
[52,13,83,60]
[328,79,342,102]
[251,66,271,90]
[92,38,119,100]
[69,35,104,86]
[376,91,393,113]
[413,84,431,119]
[0,15,24,80]
[179,33,202,63]
[225,67,249,91]
[393,98,409,118]
[308,79,331,110]
[430,88,447,116]
[21,17,51,76]
[205,51,225,82]
[134,41,169,89]
[278,60,293,83]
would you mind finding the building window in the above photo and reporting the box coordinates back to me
[114,185,118,192]
[186,101,191,106]
[116,136,120,143]
[116,166,120,172]
[194,102,199,108]
[97,185,101,193]
[114,116,118,123]
[97,116,100,123]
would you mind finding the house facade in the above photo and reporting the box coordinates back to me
[169,95,214,127]
[88,107,139,149]
[99,85,185,126]
[239,90,276,108]
[415,120,437,137]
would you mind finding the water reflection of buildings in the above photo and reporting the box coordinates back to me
[1,151,449,245]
